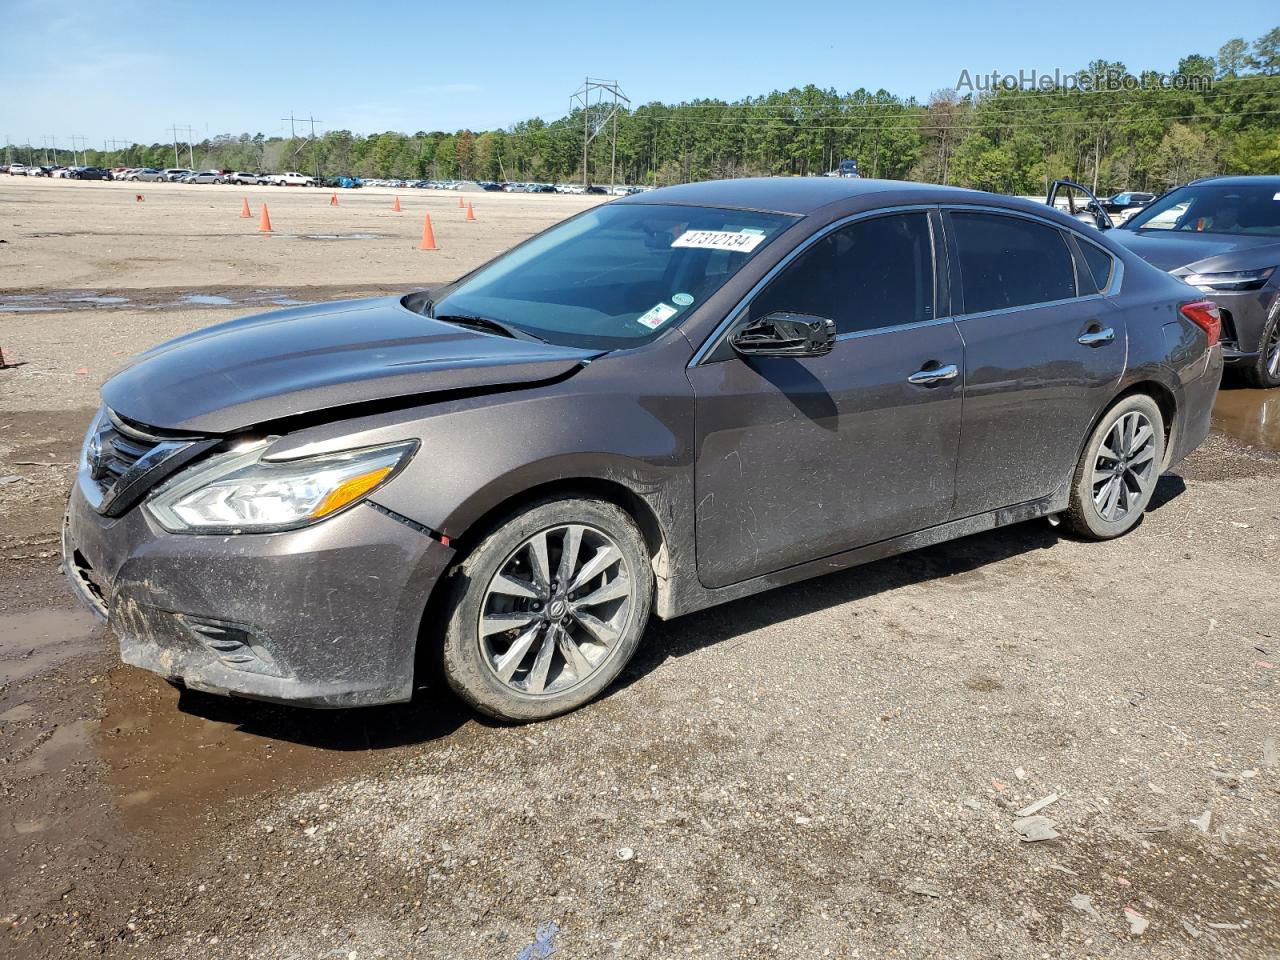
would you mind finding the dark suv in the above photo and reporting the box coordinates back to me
[64,178,1222,721]
[1108,176,1280,387]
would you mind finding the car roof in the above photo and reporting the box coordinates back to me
[614,176,995,216]
[1188,174,1280,188]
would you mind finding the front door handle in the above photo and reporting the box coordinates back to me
[907,363,959,386]
[1078,326,1115,346]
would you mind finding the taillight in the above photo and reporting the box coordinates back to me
[1180,300,1221,348]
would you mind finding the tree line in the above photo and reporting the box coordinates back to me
[9,28,1278,196]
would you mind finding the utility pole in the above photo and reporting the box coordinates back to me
[280,112,324,180]
[570,78,628,190]
[70,135,88,166]
[168,125,196,168]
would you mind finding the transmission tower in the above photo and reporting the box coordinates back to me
[570,78,629,191]
[281,112,324,180]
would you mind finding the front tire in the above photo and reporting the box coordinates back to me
[1244,300,1280,389]
[439,497,653,722]
[1063,394,1165,540]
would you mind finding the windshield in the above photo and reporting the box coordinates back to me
[431,203,796,349]
[1124,183,1280,237]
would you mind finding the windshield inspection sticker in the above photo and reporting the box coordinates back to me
[637,302,679,329]
[672,292,694,306]
[672,229,767,253]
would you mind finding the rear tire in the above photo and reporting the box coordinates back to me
[1243,300,1280,389]
[1063,394,1165,540]
[438,497,653,723]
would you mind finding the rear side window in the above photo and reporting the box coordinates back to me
[749,212,934,335]
[1078,240,1115,292]
[951,212,1077,313]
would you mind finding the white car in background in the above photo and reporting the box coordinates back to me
[263,171,320,187]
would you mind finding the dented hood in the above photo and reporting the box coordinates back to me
[101,296,598,433]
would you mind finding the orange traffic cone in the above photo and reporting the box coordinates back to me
[465,201,476,221]
[240,197,251,218]
[457,194,465,208]
[418,213,437,251]
[330,193,338,206]
[392,196,401,212]
[259,203,273,234]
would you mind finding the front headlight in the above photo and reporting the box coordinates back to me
[1181,265,1276,292]
[146,440,417,534]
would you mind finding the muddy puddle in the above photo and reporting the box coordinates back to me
[1213,386,1280,452]
[1,602,469,849]
[0,288,313,314]
[0,282,413,314]
[96,666,471,839]
[0,607,103,685]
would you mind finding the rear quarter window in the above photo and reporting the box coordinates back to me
[1078,240,1115,293]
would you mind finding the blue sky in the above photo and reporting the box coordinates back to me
[1,0,1275,146]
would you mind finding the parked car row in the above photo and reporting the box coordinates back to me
[1,164,652,196]
[363,177,647,195]
[3,163,114,179]
[0,164,331,186]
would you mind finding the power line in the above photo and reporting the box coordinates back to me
[635,86,1280,123]
[631,73,1280,112]
[630,106,1280,132]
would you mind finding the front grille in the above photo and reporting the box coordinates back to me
[83,410,220,517]
[97,415,162,482]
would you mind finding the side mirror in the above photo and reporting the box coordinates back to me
[731,312,836,358]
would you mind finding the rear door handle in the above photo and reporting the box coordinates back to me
[907,363,959,386]
[1078,326,1115,346]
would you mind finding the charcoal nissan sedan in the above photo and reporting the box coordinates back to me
[63,178,1223,721]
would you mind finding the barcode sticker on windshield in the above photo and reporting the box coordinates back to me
[637,302,679,329]
[672,229,767,253]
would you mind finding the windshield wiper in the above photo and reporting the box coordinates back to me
[431,312,547,343]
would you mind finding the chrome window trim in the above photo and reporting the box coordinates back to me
[688,204,942,367]
[942,203,1126,304]
[834,314,957,342]
[951,292,1105,323]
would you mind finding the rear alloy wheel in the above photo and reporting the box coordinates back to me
[1063,394,1165,540]
[440,498,652,722]
[1245,301,1280,389]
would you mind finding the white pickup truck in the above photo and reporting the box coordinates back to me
[262,171,320,187]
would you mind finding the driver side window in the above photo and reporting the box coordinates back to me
[747,213,935,336]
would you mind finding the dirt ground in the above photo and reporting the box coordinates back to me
[1,176,1278,960]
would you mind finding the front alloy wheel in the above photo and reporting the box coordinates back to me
[439,497,653,722]
[479,524,635,696]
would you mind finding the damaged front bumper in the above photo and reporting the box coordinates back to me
[63,476,454,707]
